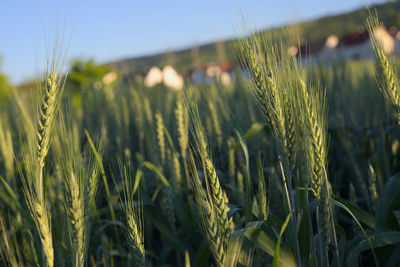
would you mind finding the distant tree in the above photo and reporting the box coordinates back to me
[67,59,118,107]
[68,59,110,92]
[0,59,11,102]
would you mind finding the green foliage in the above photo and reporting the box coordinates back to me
[67,59,118,107]
[68,59,110,91]
[0,62,11,102]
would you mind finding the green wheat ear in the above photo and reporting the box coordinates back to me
[0,117,14,181]
[155,113,166,167]
[183,86,233,265]
[55,120,100,267]
[187,151,225,267]
[119,162,145,267]
[367,13,400,121]
[37,71,62,168]
[21,48,66,267]
[298,79,327,199]
[175,99,189,160]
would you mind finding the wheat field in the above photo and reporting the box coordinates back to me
[0,14,400,267]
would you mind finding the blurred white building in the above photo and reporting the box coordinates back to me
[144,65,184,90]
[103,71,118,85]
[144,66,163,87]
[162,65,183,90]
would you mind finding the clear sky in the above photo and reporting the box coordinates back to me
[0,0,387,84]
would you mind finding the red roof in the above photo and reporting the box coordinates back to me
[192,61,233,73]
[339,30,369,46]
[216,61,233,72]
[298,39,325,55]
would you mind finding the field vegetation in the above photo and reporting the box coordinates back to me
[0,13,400,267]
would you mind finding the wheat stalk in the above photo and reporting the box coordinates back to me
[367,14,400,121]
[172,152,182,187]
[228,138,236,179]
[0,217,22,267]
[161,186,177,232]
[175,99,189,161]
[55,121,100,267]
[0,117,14,180]
[199,196,225,266]
[187,151,225,266]
[155,113,166,167]
[131,90,145,154]
[184,87,233,245]
[66,171,86,266]
[238,35,302,265]
[298,79,326,198]
[368,163,379,211]
[21,56,65,267]
[119,163,145,267]
[208,101,223,147]
[37,71,63,171]
[203,157,232,247]
[257,156,268,221]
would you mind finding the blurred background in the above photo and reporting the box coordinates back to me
[0,0,397,89]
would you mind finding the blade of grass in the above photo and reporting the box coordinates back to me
[272,210,293,267]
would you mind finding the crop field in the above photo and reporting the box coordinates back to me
[0,13,400,267]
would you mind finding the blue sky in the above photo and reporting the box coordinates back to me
[0,0,387,84]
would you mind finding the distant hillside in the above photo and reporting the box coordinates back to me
[109,1,400,76]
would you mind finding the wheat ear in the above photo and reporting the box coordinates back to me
[120,163,145,267]
[208,101,223,147]
[298,79,326,198]
[0,117,14,180]
[22,65,65,267]
[367,14,400,120]
[155,113,166,167]
[184,87,233,247]
[66,171,85,266]
[187,151,225,266]
[175,99,189,161]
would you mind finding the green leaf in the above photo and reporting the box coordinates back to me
[394,210,400,226]
[272,211,293,267]
[194,240,210,267]
[347,232,400,266]
[244,222,275,256]
[331,195,376,229]
[85,129,116,221]
[234,128,252,222]
[140,161,171,188]
[376,176,400,231]
[0,174,18,203]
[334,225,347,267]
[230,123,266,152]
[297,206,312,264]
[162,123,178,153]
[0,174,23,214]
[92,220,126,238]
[386,244,400,267]
[244,223,296,266]
[147,207,185,251]
[225,231,255,267]
[133,169,143,195]
[185,250,191,267]
[331,199,378,266]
